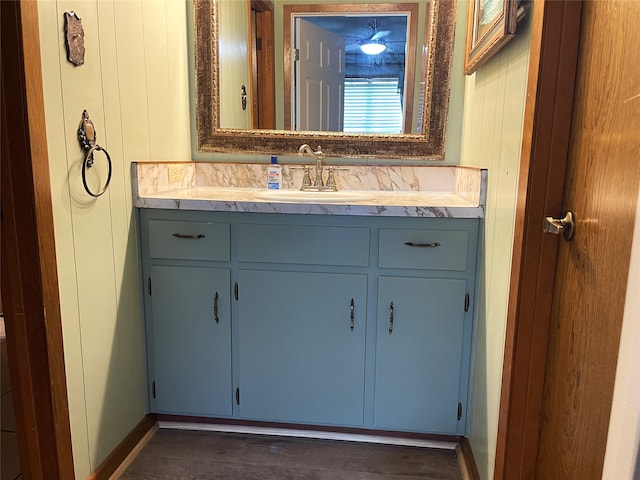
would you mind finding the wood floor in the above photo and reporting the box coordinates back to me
[120,429,463,479]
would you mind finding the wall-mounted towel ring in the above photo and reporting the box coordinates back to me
[77,110,112,197]
[81,145,112,197]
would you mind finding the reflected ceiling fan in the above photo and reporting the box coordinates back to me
[346,19,392,55]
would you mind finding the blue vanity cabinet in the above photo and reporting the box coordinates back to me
[139,209,478,436]
[141,212,233,417]
[236,269,368,426]
[148,265,232,416]
[373,225,477,435]
[233,221,370,426]
[374,276,466,433]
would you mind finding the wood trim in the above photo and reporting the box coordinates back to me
[456,437,480,480]
[250,0,275,129]
[494,1,583,478]
[0,1,75,478]
[88,414,158,480]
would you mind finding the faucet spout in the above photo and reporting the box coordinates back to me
[298,144,325,187]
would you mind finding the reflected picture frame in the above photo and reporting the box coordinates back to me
[464,0,522,75]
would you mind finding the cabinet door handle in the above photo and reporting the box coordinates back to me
[388,302,394,335]
[350,298,355,332]
[172,233,206,239]
[213,292,219,324]
[404,241,440,248]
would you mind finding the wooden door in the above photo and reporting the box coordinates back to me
[535,1,640,477]
[295,19,345,131]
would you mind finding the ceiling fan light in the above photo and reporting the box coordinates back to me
[360,42,386,55]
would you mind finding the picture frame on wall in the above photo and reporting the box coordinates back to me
[464,0,523,75]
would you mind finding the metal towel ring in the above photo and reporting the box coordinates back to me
[82,145,112,197]
[78,110,112,197]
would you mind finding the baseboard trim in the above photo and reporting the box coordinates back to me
[88,413,158,480]
[158,418,458,450]
[456,437,480,480]
[157,414,461,445]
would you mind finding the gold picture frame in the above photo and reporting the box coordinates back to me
[464,0,521,75]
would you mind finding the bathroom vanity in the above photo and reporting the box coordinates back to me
[134,162,486,437]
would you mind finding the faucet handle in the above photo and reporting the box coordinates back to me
[326,166,337,188]
[301,165,312,187]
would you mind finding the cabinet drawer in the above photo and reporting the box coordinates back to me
[148,220,230,261]
[378,229,468,271]
[237,224,369,266]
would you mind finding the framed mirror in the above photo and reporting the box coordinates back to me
[194,0,457,160]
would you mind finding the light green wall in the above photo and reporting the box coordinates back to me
[37,0,191,477]
[459,13,533,480]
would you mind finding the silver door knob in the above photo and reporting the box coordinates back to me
[543,211,575,241]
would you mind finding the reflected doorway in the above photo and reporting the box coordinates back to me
[284,4,418,134]
[249,0,276,129]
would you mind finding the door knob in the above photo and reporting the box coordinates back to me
[543,211,575,241]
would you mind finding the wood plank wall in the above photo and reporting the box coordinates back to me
[37,1,190,476]
[459,12,533,480]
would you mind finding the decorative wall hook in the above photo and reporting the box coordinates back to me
[64,12,85,67]
[77,110,112,197]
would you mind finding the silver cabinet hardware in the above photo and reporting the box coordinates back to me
[543,211,575,241]
[404,241,441,248]
[350,298,355,332]
[388,302,394,334]
[214,292,219,324]
[172,233,206,239]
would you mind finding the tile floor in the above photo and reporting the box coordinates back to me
[1,316,23,480]
[121,429,463,479]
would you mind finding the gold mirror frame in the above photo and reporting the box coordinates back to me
[194,0,456,160]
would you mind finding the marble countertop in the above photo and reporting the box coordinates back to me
[132,163,487,218]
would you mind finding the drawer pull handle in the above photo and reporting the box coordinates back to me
[350,298,355,332]
[213,292,219,324]
[388,302,394,335]
[172,233,206,239]
[404,241,440,248]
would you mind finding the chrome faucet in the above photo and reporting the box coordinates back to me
[298,144,326,188]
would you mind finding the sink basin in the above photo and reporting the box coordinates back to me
[254,189,375,204]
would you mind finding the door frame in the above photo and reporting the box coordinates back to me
[1,1,75,478]
[493,1,585,478]
[249,0,276,129]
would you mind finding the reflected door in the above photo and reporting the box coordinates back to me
[294,19,345,131]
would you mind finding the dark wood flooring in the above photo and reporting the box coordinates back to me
[120,429,462,479]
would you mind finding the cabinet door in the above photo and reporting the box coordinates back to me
[238,270,367,426]
[149,265,231,416]
[375,276,466,434]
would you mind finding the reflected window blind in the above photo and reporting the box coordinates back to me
[343,78,403,134]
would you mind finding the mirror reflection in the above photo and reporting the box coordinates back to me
[282,6,418,134]
[195,0,457,159]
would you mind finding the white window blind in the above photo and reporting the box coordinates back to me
[343,78,403,134]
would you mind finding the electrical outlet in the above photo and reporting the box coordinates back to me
[168,165,182,184]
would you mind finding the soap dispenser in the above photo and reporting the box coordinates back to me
[267,156,282,189]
